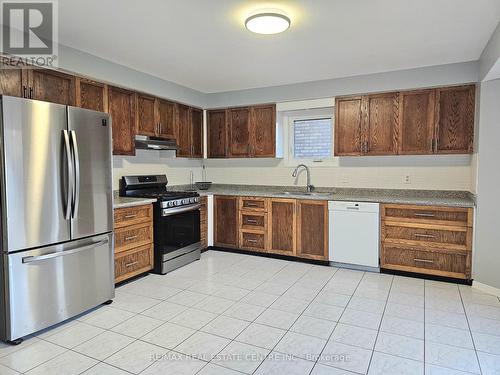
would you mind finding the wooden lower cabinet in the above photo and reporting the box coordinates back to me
[114,204,154,283]
[214,195,328,261]
[380,204,473,279]
[214,195,239,248]
[296,200,329,260]
[115,244,154,283]
[199,196,208,249]
[268,198,296,256]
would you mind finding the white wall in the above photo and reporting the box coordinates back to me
[206,61,478,108]
[203,156,472,191]
[112,151,202,190]
[54,45,477,193]
[473,78,500,289]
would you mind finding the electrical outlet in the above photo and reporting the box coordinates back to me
[403,174,411,184]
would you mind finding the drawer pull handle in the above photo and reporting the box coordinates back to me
[246,203,259,207]
[415,213,435,217]
[414,234,435,239]
[414,258,434,264]
[247,239,258,243]
[125,261,139,267]
[124,214,137,219]
[246,219,258,224]
[125,235,138,241]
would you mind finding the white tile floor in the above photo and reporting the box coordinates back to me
[1,250,500,375]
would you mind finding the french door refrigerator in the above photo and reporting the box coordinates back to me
[0,96,114,343]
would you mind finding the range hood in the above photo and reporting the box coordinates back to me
[135,135,179,151]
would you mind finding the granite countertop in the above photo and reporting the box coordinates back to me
[113,196,157,209]
[170,184,475,207]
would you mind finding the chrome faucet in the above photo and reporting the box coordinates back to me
[292,164,314,192]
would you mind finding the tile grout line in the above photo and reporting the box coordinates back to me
[458,284,484,375]
[362,273,394,375]
[247,265,341,375]
[306,269,366,375]
[184,253,296,375]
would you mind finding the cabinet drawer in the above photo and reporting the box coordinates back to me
[115,244,153,283]
[114,204,153,228]
[240,197,268,212]
[383,222,470,249]
[381,246,470,279]
[382,204,472,227]
[240,231,266,251]
[115,222,153,253]
[240,211,267,230]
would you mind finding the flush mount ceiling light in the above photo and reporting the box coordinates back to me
[245,12,290,34]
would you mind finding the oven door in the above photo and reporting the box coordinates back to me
[154,203,201,262]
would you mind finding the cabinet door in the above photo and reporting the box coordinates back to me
[435,85,475,154]
[191,108,203,158]
[296,200,328,260]
[0,68,27,97]
[251,104,276,157]
[157,99,176,139]
[207,109,228,158]
[398,89,435,154]
[335,96,363,156]
[76,78,108,112]
[108,86,136,155]
[363,92,399,155]
[268,199,296,256]
[228,107,251,157]
[136,94,157,137]
[214,196,239,248]
[176,103,191,157]
[29,69,75,105]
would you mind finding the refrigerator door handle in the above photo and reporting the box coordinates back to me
[70,130,80,219]
[62,130,74,220]
[21,238,109,264]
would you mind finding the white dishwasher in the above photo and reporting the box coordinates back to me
[329,201,380,271]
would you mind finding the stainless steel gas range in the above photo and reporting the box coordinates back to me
[119,175,201,274]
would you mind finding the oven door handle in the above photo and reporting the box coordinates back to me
[162,203,201,216]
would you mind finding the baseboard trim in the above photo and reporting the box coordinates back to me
[381,268,472,285]
[472,281,500,297]
[207,246,330,266]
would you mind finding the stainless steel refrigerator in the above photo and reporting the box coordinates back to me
[0,96,114,344]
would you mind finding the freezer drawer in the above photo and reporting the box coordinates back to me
[2,233,114,341]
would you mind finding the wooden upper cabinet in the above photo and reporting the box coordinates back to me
[29,69,75,105]
[251,104,276,157]
[228,107,251,157]
[207,109,228,158]
[435,85,475,154]
[335,96,363,156]
[176,103,191,157]
[296,200,328,260]
[0,68,27,97]
[363,92,399,155]
[108,86,136,156]
[398,89,435,154]
[157,99,176,139]
[268,199,296,256]
[191,108,203,158]
[76,78,108,112]
[136,94,157,137]
[214,195,239,248]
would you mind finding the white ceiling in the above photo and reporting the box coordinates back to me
[59,0,500,93]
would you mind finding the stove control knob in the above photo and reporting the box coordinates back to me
[190,198,195,203]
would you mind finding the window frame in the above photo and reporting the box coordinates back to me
[283,107,338,167]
